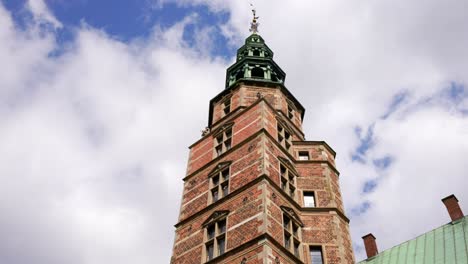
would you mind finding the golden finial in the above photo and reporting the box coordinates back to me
[249,4,259,34]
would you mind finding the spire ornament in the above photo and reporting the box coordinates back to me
[249,4,259,33]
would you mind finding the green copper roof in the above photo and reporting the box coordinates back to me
[358,216,468,264]
[224,33,286,88]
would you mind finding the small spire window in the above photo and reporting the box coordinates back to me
[235,70,244,81]
[271,73,279,82]
[251,67,264,78]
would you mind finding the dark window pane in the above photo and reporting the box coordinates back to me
[225,141,231,151]
[212,190,219,202]
[293,224,299,237]
[206,243,214,261]
[290,187,295,198]
[216,145,223,156]
[207,224,215,239]
[222,168,229,180]
[278,135,284,143]
[294,242,300,257]
[217,237,225,255]
[212,176,219,186]
[222,183,229,197]
[218,220,226,234]
[225,129,232,138]
[223,101,230,114]
[283,215,290,229]
[288,106,294,119]
[281,179,287,191]
[285,234,291,249]
[280,165,287,177]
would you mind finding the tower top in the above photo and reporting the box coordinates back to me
[249,4,259,34]
[224,7,286,89]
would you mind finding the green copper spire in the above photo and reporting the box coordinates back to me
[225,8,286,89]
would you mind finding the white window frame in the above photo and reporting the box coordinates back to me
[303,191,316,208]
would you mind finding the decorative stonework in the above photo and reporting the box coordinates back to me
[202,210,230,227]
[280,206,304,227]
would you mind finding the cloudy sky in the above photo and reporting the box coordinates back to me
[0,0,467,263]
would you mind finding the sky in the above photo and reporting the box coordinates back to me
[0,0,467,263]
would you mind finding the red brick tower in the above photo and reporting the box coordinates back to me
[171,19,355,264]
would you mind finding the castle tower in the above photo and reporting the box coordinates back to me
[171,16,355,264]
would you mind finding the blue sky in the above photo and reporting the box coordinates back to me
[0,0,467,263]
[3,0,234,57]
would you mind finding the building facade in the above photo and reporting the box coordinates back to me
[171,32,355,264]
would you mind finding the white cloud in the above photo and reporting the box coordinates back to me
[0,3,227,263]
[27,0,62,29]
[1,0,468,263]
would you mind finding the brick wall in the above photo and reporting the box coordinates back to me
[172,182,266,263]
[172,83,354,263]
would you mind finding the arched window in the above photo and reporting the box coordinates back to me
[251,67,264,78]
[253,49,260,56]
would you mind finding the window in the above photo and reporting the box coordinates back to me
[288,105,294,120]
[271,72,278,82]
[277,124,292,151]
[298,151,309,161]
[280,163,296,199]
[251,67,264,78]
[253,49,260,56]
[215,128,232,156]
[283,214,301,258]
[310,246,324,264]
[235,69,244,80]
[210,167,230,203]
[205,218,227,261]
[304,192,315,207]
[222,98,231,116]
